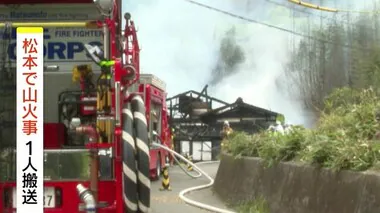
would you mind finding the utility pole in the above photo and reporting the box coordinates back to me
[318,0,325,102]
[373,0,379,45]
[308,15,313,107]
[292,3,295,55]
[346,0,352,87]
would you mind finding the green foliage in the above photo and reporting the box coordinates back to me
[225,127,306,167]
[234,196,270,213]
[224,87,380,171]
[286,11,380,110]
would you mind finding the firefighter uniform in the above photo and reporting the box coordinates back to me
[220,121,233,150]
[169,128,175,165]
[171,128,175,150]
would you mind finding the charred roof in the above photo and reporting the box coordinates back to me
[199,97,279,125]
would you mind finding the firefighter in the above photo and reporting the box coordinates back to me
[220,120,233,150]
[221,120,233,138]
[169,127,175,165]
[267,125,275,132]
[274,121,285,135]
[171,128,175,150]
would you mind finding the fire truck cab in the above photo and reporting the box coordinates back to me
[133,74,172,180]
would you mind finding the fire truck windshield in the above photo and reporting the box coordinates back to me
[0,149,112,181]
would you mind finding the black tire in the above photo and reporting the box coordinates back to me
[131,95,151,213]
[121,103,138,213]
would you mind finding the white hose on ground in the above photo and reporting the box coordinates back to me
[170,151,202,178]
[196,160,222,165]
[152,142,236,213]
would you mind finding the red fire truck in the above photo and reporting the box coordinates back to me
[0,0,172,212]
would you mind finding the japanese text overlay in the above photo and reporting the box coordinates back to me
[16,27,44,213]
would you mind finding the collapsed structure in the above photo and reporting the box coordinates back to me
[167,85,280,161]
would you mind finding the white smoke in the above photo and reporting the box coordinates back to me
[123,0,373,127]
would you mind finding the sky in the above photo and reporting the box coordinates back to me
[121,0,375,127]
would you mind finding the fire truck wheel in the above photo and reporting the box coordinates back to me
[155,153,162,180]
[131,95,151,213]
[122,103,139,213]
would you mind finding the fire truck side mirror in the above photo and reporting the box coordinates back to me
[124,12,131,21]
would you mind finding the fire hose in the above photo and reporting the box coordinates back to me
[170,150,202,178]
[152,142,236,213]
[122,95,151,213]
[130,96,151,213]
[121,102,139,212]
[170,149,224,178]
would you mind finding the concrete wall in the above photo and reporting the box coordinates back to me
[214,154,380,213]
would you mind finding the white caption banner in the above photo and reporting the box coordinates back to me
[16,27,44,213]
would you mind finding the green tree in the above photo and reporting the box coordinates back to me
[286,5,380,113]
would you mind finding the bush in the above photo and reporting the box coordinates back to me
[225,127,306,167]
[223,87,380,171]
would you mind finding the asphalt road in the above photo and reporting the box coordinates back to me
[150,162,234,213]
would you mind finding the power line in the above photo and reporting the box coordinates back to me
[183,0,370,51]
[288,0,337,12]
[288,0,380,14]
[266,0,341,23]
[266,0,375,30]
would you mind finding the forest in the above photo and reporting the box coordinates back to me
[286,8,380,113]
